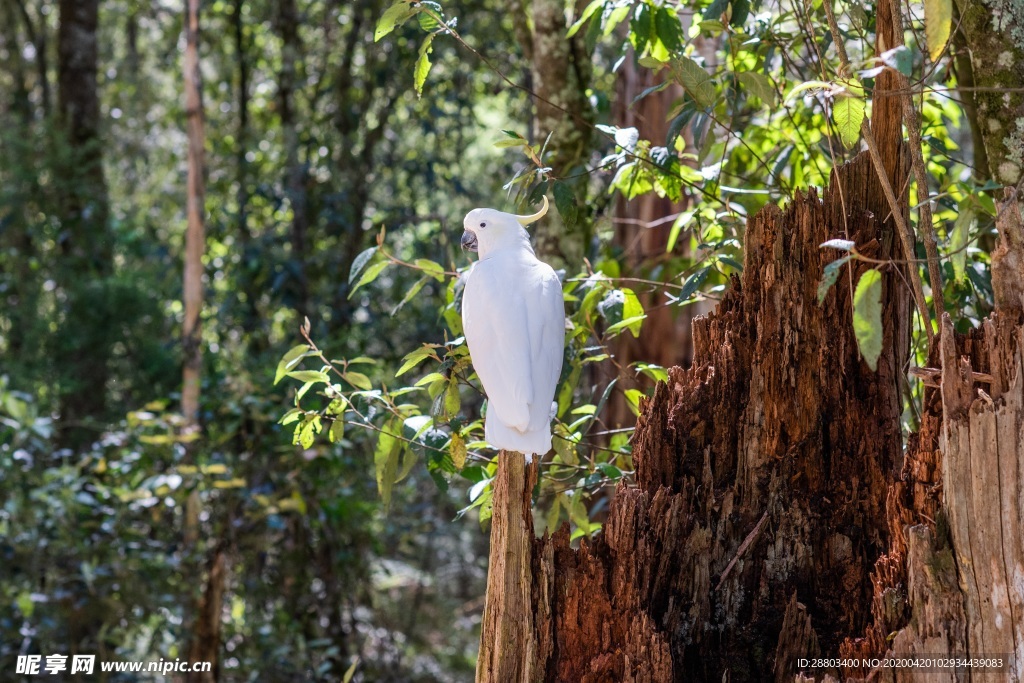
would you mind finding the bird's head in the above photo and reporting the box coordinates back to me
[461,197,548,258]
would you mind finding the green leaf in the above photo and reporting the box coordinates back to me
[553,181,578,227]
[348,260,388,298]
[342,658,360,683]
[630,2,653,52]
[374,420,402,509]
[924,0,951,61]
[606,315,647,337]
[624,388,645,416]
[286,370,330,384]
[16,591,33,618]
[553,423,579,465]
[833,95,865,149]
[567,0,604,38]
[414,34,435,96]
[342,371,373,391]
[329,417,345,443]
[654,7,684,52]
[666,208,695,252]
[737,71,776,106]
[414,258,446,281]
[295,415,322,449]
[818,255,851,303]
[375,1,417,41]
[729,0,750,26]
[397,345,439,377]
[417,2,443,30]
[852,269,883,371]
[278,408,303,426]
[275,344,313,384]
[950,205,974,282]
[679,265,711,300]
[391,277,429,316]
[348,246,378,285]
[670,56,715,108]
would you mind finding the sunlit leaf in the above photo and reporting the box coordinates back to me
[374,1,418,41]
[833,95,865,148]
[924,0,951,61]
[414,34,435,96]
[853,269,883,371]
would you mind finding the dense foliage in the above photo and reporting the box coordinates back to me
[1,0,1016,679]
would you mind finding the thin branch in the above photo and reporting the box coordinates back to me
[822,0,935,346]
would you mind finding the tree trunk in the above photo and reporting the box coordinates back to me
[182,0,205,429]
[187,545,227,683]
[56,0,112,447]
[276,0,310,322]
[952,0,1024,185]
[476,452,540,683]
[527,0,594,267]
[523,143,911,681]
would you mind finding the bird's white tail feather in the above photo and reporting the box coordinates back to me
[485,417,550,461]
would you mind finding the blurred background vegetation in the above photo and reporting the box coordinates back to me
[1,0,1018,679]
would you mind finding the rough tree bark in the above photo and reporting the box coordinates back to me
[838,188,1024,683]
[478,13,923,674]
[952,0,1024,185]
[521,0,594,267]
[476,453,541,683]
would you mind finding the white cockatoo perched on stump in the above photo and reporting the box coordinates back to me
[460,197,565,461]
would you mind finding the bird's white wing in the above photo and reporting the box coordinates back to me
[462,262,534,432]
[525,263,565,431]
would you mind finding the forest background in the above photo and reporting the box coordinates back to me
[1,0,1021,680]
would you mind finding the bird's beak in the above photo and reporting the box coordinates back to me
[461,230,479,252]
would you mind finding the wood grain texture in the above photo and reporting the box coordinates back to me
[476,452,540,683]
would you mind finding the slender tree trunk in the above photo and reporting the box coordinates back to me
[56,0,112,447]
[182,0,205,429]
[181,4,225,680]
[276,0,310,322]
[187,544,227,683]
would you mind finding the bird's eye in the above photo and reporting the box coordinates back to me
[480,222,487,228]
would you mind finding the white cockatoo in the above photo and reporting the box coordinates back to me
[460,197,565,460]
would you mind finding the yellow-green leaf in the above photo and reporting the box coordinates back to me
[329,417,345,443]
[924,0,951,61]
[414,257,445,281]
[374,1,417,42]
[853,269,883,371]
[450,432,467,468]
[833,95,865,148]
[348,260,388,298]
[950,205,974,282]
[275,344,313,384]
[342,372,373,391]
[374,420,402,510]
[414,34,434,96]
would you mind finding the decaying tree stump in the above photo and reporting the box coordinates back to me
[837,191,1024,683]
